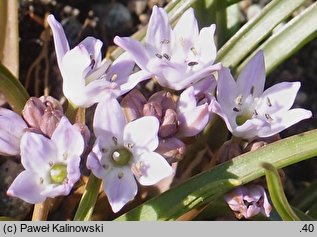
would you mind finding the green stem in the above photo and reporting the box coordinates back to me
[65,101,78,123]
[73,174,102,221]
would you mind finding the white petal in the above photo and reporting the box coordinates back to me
[237,50,266,97]
[51,116,84,161]
[257,108,312,137]
[103,167,138,213]
[123,116,159,154]
[174,8,199,50]
[7,170,46,204]
[47,14,70,69]
[93,96,126,140]
[196,25,217,64]
[257,82,301,114]
[135,152,173,186]
[118,70,152,96]
[20,132,56,174]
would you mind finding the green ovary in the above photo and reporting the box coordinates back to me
[236,112,253,126]
[111,147,132,166]
[50,163,67,184]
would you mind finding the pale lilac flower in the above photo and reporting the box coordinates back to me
[0,108,27,156]
[7,117,84,203]
[114,6,221,90]
[224,185,272,219]
[177,76,216,137]
[211,50,312,139]
[47,15,151,108]
[87,96,173,212]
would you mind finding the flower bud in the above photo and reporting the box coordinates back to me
[148,91,176,111]
[224,185,272,219]
[39,96,64,113]
[243,134,281,152]
[40,108,63,137]
[121,89,146,122]
[143,102,163,121]
[22,97,46,129]
[216,139,243,164]
[156,138,186,163]
[159,109,178,138]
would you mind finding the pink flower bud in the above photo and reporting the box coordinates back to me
[156,138,186,163]
[143,102,163,121]
[40,108,63,137]
[159,109,178,138]
[22,97,46,129]
[148,91,176,111]
[121,89,146,122]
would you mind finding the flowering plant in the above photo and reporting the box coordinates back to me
[0,0,317,221]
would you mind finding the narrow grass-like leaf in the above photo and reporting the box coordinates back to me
[0,63,29,113]
[237,2,317,75]
[291,181,317,212]
[116,129,317,220]
[217,0,306,68]
[262,162,300,221]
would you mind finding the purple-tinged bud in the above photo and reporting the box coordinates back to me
[224,185,272,219]
[39,96,64,113]
[121,89,146,122]
[159,109,178,138]
[40,108,63,137]
[244,134,281,152]
[143,102,163,121]
[216,139,243,164]
[73,123,91,153]
[148,91,176,111]
[156,138,186,163]
[22,97,46,129]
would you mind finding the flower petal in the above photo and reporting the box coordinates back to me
[47,14,70,69]
[93,95,126,140]
[118,70,152,96]
[257,82,301,114]
[51,116,84,161]
[257,108,312,137]
[0,108,27,156]
[114,36,150,72]
[7,170,46,204]
[196,24,217,64]
[103,167,138,213]
[123,116,159,154]
[20,132,56,174]
[135,152,173,186]
[177,103,210,137]
[237,50,266,97]
[174,8,199,50]
[146,6,173,50]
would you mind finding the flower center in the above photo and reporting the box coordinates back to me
[111,147,132,166]
[49,163,67,184]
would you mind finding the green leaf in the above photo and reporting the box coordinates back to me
[291,181,317,212]
[217,0,306,68]
[237,1,317,75]
[0,63,29,113]
[262,162,300,221]
[116,129,317,221]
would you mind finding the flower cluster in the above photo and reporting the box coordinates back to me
[2,5,312,217]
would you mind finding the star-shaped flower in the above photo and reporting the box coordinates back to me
[7,117,84,203]
[87,96,173,212]
[114,6,221,90]
[211,50,312,139]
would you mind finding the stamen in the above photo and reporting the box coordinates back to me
[188,61,199,66]
[49,161,54,167]
[266,97,272,107]
[63,152,68,160]
[253,109,258,116]
[190,47,197,55]
[235,95,243,106]
[163,53,171,61]
[127,143,134,149]
[233,107,240,112]
[112,136,118,145]
[250,86,255,95]
[90,59,95,69]
[155,53,163,59]
[160,39,170,44]
[110,74,118,82]
[102,164,109,170]
[265,113,273,121]
[118,172,124,179]
[39,177,44,184]
[101,147,108,153]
